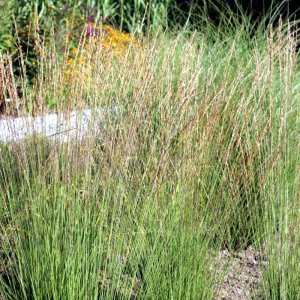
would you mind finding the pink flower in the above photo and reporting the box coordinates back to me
[85,16,100,37]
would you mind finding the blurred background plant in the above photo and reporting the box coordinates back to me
[64,19,142,87]
[0,0,179,88]
[0,0,16,53]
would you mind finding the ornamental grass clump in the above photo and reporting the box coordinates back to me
[0,10,299,300]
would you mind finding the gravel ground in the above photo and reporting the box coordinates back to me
[213,247,267,300]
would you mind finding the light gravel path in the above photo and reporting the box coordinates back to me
[0,108,117,143]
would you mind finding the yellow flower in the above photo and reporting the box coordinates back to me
[64,23,142,85]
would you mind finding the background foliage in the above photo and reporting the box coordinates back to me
[1,0,299,83]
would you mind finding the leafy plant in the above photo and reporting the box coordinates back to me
[0,0,16,53]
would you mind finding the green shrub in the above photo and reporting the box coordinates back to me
[0,0,15,53]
